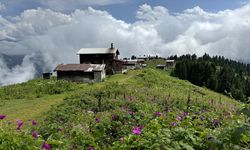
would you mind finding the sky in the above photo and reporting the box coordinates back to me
[0,0,250,85]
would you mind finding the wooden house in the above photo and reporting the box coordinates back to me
[166,60,176,68]
[112,59,126,74]
[54,64,105,83]
[77,43,120,67]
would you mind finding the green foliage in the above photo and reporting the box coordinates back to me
[0,67,249,149]
[0,78,77,100]
[172,54,250,102]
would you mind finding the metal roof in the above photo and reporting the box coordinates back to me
[77,48,119,55]
[166,60,175,63]
[123,60,137,65]
[54,64,105,72]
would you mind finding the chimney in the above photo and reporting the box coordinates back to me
[111,43,114,49]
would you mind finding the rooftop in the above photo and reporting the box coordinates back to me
[166,60,175,63]
[77,48,119,55]
[54,64,105,72]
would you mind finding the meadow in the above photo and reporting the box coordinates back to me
[0,65,249,149]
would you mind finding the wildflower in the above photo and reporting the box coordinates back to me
[70,145,74,150]
[129,111,134,116]
[181,112,189,117]
[33,131,38,139]
[128,96,133,101]
[176,116,182,121]
[111,114,116,121]
[200,115,205,121]
[95,118,100,123]
[0,114,6,120]
[120,137,124,143]
[195,111,201,115]
[170,122,177,126]
[210,144,214,150]
[32,120,37,126]
[212,119,221,127]
[42,140,50,150]
[132,126,142,135]
[87,146,94,150]
[154,112,161,117]
[16,120,23,130]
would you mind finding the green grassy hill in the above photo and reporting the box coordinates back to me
[0,65,249,149]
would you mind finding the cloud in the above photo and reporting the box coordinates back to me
[0,54,36,86]
[1,3,250,85]
[136,4,168,21]
[0,2,6,11]
[40,0,130,11]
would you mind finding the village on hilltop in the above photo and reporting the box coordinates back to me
[43,43,175,83]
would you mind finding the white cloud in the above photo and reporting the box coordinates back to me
[1,3,250,85]
[0,55,36,86]
[136,4,168,21]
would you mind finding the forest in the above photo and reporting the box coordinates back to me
[171,54,250,102]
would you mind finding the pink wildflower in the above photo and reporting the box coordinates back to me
[16,120,23,130]
[132,126,142,135]
[0,114,6,120]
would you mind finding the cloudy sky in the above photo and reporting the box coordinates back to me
[0,0,250,85]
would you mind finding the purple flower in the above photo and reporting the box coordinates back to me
[0,114,6,120]
[32,120,37,126]
[129,111,134,116]
[33,131,38,139]
[120,137,124,143]
[95,118,100,123]
[128,96,133,101]
[42,140,51,150]
[170,122,177,126]
[132,126,142,135]
[58,128,63,132]
[87,146,94,150]
[70,145,74,150]
[154,112,161,117]
[195,111,201,115]
[111,114,116,121]
[200,115,205,121]
[181,112,189,117]
[212,119,221,127]
[176,116,182,121]
[210,144,214,150]
[16,120,23,130]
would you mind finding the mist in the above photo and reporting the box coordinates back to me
[1,3,250,85]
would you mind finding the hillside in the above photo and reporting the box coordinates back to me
[0,65,249,149]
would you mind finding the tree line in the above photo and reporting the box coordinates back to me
[169,54,250,103]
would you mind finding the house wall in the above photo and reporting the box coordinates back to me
[93,70,105,82]
[112,60,124,72]
[80,54,115,66]
[57,71,94,83]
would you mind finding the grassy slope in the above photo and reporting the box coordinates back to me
[0,94,64,121]
[0,65,239,122]
[1,62,249,149]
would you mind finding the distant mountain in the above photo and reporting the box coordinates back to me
[0,53,24,68]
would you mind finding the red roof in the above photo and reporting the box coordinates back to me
[54,64,105,72]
